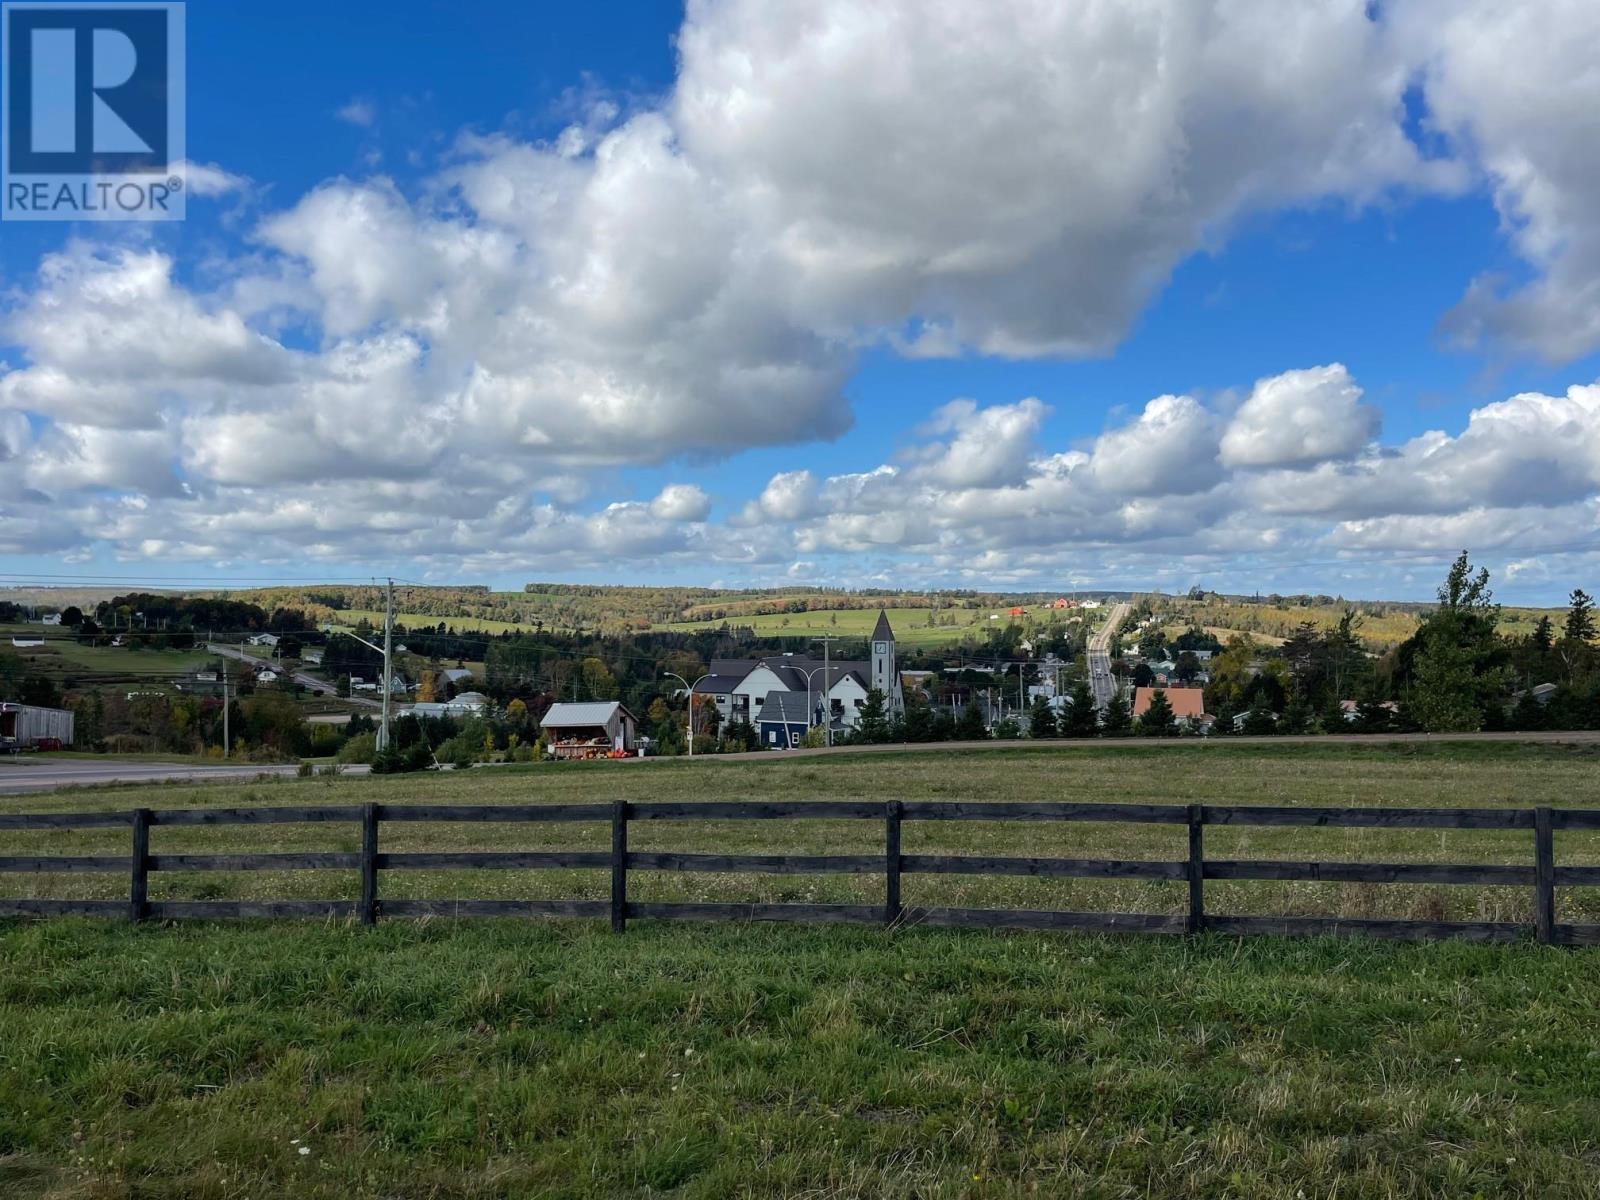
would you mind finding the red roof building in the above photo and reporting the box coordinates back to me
[1131,687,1207,722]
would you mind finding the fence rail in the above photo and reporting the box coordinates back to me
[1,801,1597,945]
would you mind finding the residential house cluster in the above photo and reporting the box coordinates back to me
[692,610,905,748]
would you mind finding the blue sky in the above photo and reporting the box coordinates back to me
[2,0,1598,603]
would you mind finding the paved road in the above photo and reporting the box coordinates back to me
[0,757,308,794]
[1086,601,1131,710]
[207,643,382,709]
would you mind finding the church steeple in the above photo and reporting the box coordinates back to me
[869,609,903,716]
[871,609,894,643]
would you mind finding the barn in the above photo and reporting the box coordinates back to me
[540,701,639,760]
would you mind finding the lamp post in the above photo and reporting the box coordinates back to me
[662,672,712,756]
[803,665,830,738]
[811,636,837,747]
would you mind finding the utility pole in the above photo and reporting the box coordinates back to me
[221,661,229,758]
[379,578,394,751]
[813,635,837,747]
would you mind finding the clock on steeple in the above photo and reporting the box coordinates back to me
[868,610,903,718]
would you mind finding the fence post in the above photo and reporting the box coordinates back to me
[611,800,628,933]
[129,808,150,924]
[1534,806,1555,946]
[360,802,379,926]
[885,800,903,927]
[1187,803,1204,935]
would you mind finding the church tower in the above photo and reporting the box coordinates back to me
[869,609,904,717]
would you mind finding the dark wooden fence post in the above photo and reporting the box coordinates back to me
[360,802,379,926]
[885,800,903,927]
[1187,804,1204,935]
[1534,806,1555,945]
[611,800,628,932]
[129,808,150,924]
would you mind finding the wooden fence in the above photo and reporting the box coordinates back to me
[2,800,1598,944]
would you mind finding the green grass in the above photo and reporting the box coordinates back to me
[5,744,1600,1197]
[1,623,213,684]
[335,611,534,635]
[3,922,1600,1198]
[6,743,1600,919]
[651,605,1065,647]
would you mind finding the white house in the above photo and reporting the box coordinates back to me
[256,667,282,684]
[247,633,279,647]
[410,690,489,719]
[40,613,61,626]
[689,609,901,734]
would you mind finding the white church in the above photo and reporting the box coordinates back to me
[690,609,904,747]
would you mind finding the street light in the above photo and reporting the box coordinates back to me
[662,672,712,756]
[802,665,831,738]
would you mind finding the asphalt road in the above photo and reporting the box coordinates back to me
[1086,601,1131,710]
[0,757,312,794]
[206,643,383,709]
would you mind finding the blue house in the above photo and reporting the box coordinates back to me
[756,690,816,749]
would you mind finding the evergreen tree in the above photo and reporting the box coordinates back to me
[1280,698,1313,735]
[856,688,891,743]
[1101,692,1132,736]
[1241,697,1278,735]
[1136,689,1176,736]
[1355,697,1393,734]
[956,696,989,740]
[901,690,935,741]
[1560,589,1598,685]
[1318,694,1347,734]
[1028,695,1057,738]
[1398,552,1507,732]
[1060,678,1099,737]
[1566,589,1597,644]
[1533,615,1555,653]
[1510,688,1549,731]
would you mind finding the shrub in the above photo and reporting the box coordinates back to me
[336,732,377,765]
[434,735,477,770]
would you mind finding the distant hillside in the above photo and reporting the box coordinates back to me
[102,581,1568,654]
[220,583,1139,636]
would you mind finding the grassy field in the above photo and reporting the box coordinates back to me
[4,744,1600,1197]
[334,611,534,636]
[1,624,214,686]
[1149,600,1564,652]
[650,605,1068,648]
